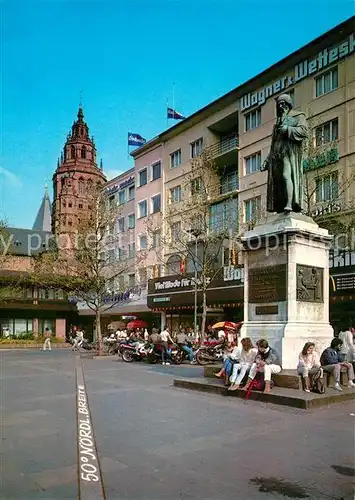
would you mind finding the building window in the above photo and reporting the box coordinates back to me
[315,67,338,97]
[118,190,126,205]
[139,235,148,250]
[138,200,147,218]
[151,194,161,213]
[78,178,85,195]
[118,248,126,261]
[71,145,76,158]
[139,268,147,287]
[170,185,181,203]
[128,273,135,287]
[151,162,161,181]
[170,221,181,241]
[108,222,115,234]
[315,118,339,147]
[68,202,72,208]
[81,146,86,159]
[170,149,182,168]
[108,195,115,209]
[190,138,203,158]
[166,254,181,275]
[107,249,115,264]
[209,198,238,233]
[78,203,83,209]
[138,169,148,187]
[118,217,125,233]
[152,230,161,248]
[128,185,135,200]
[244,196,261,223]
[315,172,338,202]
[245,108,261,131]
[221,170,238,194]
[245,152,262,175]
[191,177,203,195]
[128,243,135,258]
[128,213,135,229]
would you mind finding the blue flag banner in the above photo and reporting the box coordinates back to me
[167,107,185,120]
[128,132,146,147]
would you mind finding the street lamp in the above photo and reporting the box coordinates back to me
[187,228,202,341]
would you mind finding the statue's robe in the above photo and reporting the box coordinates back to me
[266,110,308,213]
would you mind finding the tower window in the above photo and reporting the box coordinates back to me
[78,178,85,195]
[71,145,76,159]
[68,220,72,226]
[81,146,86,159]
[78,204,83,209]
[68,202,72,208]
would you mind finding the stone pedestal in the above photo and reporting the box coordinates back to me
[240,213,334,369]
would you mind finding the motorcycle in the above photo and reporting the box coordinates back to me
[146,342,183,365]
[121,341,149,363]
[195,340,226,365]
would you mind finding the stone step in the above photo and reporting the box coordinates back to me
[174,377,355,410]
[203,364,350,389]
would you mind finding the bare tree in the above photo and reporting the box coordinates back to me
[302,111,355,244]
[32,184,141,354]
[147,149,239,338]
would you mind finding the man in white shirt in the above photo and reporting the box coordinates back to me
[160,327,173,365]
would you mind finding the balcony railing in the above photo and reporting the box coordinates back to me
[220,175,239,195]
[207,135,239,158]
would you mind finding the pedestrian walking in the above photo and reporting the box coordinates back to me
[42,327,52,351]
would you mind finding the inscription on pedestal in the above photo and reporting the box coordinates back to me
[248,264,287,303]
[255,305,279,315]
[296,264,323,303]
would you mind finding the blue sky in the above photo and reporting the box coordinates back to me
[0,0,354,229]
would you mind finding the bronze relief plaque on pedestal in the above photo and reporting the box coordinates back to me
[296,264,323,303]
[248,264,287,303]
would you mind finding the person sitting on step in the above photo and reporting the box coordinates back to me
[297,342,322,392]
[243,339,282,394]
[228,338,258,391]
[215,341,240,385]
[320,338,355,391]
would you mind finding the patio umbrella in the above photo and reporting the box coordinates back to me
[211,321,243,330]
[126,319,148,329]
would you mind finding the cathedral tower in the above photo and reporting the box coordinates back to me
[52,107,106,235]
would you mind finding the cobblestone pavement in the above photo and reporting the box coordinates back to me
[1,350,354,499]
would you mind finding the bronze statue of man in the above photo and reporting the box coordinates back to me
[262,94,308,214]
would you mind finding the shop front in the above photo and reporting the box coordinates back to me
[147,267,244,333]
[329,249,355,332]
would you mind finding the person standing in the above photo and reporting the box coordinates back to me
[160,326,173,366]
[42,327,52,351]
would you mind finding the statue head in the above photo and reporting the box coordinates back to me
[275,93,293,116]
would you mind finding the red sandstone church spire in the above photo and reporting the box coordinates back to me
[52,106,106,235]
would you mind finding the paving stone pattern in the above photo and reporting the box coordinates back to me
[1,350,354,499]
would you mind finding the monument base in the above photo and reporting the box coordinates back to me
[240,322,333,369]
[240,212,334,370]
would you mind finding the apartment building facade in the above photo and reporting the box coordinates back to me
[132,16,355,330]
